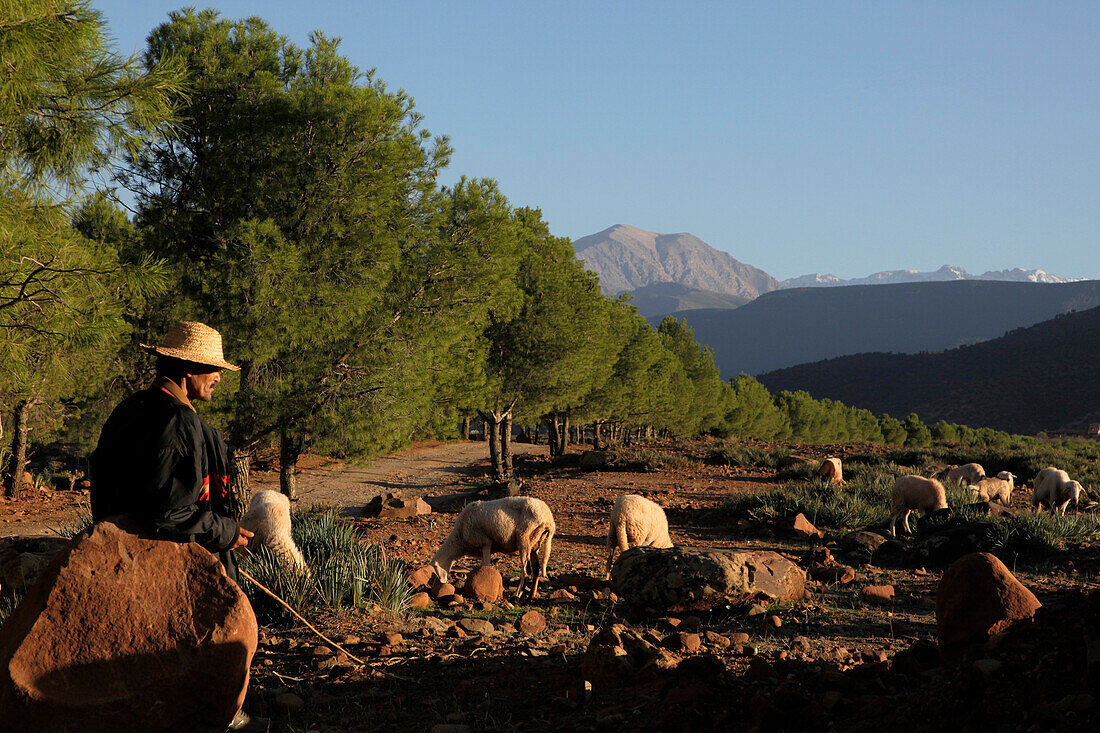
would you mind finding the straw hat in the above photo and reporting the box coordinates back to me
[140,321,240,371]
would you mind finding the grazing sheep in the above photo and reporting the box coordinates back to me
[945,463,986,486]
[968,471,1016,506]
[890,475,948,536]
[605,494,673,578]
[1033,467,1084,514]
[239,490,309,573]
[430,497,556,600]
[818,457,844,484]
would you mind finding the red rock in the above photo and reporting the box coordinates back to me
[408,565,437,590]
[0,521,256,731]
[549,589,576,602]
[676,632,702,652]
[766,615,782,628]
[19,471,32,488]
[730,632,750,644]
[409,592,431,609]
[432,582,456,600]
[861,585,895,604]
[791,513,823,540]
[936,552,1041,657]
[361,491,432,519]
[517,610,546,635]
[464,566,503,603]
[810,564,856,584]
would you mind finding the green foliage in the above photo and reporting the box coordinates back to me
[600,445,695,472]
[708,439,789,469]
[240,507,413,622]
[722,472,892,530]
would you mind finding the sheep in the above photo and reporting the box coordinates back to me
[889,475,948,536]
[239,490,309,573]
[945,463,986,487]
[968,471,1016,506]
[818,457,844,484]
[1032,467,1084,514]
[430,496,556,600]
[605,494,673,578]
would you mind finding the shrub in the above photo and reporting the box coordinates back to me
[601,446,694,471]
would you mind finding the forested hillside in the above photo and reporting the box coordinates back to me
[758,306,1100,435]
[672,279,1100,376]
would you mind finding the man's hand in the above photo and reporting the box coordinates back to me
[229,526,254,551]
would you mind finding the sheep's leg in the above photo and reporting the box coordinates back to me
[530,530,552,599]
[513,535,534,602]
[605,546,616,581]
[900,510,913,535]
[480,544,493,566]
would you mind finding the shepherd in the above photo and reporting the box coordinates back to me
[89,320,269,733]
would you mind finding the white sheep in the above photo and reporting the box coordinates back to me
[1033,467,1084,514]
[240,490,309,573]
[889,475,948,536]
[945,463,986,486]
[605,494,673,578]
[968,471,1016,506]
[430,497,556,600]
[818,457,844,484]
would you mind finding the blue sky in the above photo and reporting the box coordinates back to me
[95,1,1100,281]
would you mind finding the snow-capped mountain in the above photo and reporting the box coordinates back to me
[781,265,1082,289]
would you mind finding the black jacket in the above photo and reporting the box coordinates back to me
[89,381,240,559]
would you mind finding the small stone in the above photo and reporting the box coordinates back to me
[310,645,334,657]
[973,658,1002,677]
[274,692,306,712]
[765,615,782,629]
[861,585,895,604]
[669,632,702,653]
[791,513,823,539]
[408,565,437,589]
[380,632,403,646]
[861,649,888,664]
[409,592,431,609]
[746,603,768,617]
[791,636,812,654]
[703,631,730,649]
[457,618,495,635]
[743,645,758,657]
[745,656,776,680]
[548,644,568,654]
[433,582,456,600]
[680,616,702,633]
[549,589,576,601]
[518,610,546,635]
[730,632,750,644]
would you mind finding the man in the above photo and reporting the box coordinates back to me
[89,320,268,733]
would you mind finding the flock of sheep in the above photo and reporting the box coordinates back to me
[240,489,672,601]
[887,461,1087,536]
[239,455,1089,597]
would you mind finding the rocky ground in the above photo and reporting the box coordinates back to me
[5,438,1100,731]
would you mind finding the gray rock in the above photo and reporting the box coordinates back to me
[456,618,495,635]
[611,547,805,614]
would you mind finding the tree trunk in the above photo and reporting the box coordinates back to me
[593,420,604,450]
[4,400,32,498]
[279,432,301,501]
[562,416,570,452]
[502,414,513,479]
[480,420,487,441]
[461,416,471,440]
[487,416,503,482]
[228,447,251,520]
[547,417,560,457]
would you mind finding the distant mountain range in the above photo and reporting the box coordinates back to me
[782,264,1083,289]
[573,224,781,300]
[665,280,1100,377]
[757,305,1100,435]
[620,282,750,320]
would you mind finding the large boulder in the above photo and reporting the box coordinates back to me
[936,552,1041,658]
[612,547,805,614]
[580,624,681,690]
[362,491,432,519]
[463,566,503,603]
[0,536,71,594]
[0,521,257,732]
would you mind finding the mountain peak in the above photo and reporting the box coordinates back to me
[782,265,1082,288]
[573,225,781,300]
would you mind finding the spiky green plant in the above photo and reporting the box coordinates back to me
[50,501,93,539]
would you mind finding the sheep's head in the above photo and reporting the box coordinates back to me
[1067,480,1084,506]
[429,560,450,585]
[996,471,1015,486]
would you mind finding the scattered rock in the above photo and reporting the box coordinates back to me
[464,566,503,603]
[840,530,887,553]
[810,564,856,584]
[433,582,456,600]
[730,632,751,644]
[790,513,823,540]
[861,585,895,604]
[549,588,576,602]
[409,592,431,609]
[936,552,1041,658]
[517,610,546,635]
[0,520,256,732]
[274,692,306,712]
[746,603,768,617]
[362,491,432,519]
[703,631,730,648]
[765,615,782,629]
[408,565,437,590]
[0,535,71,593]
[457,618,495,635]
[745,657,777,681]
[791,636,812,654]
[665,632,702,653]
[612,547,806,614]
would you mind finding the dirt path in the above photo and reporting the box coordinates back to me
[0,440,547,539]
